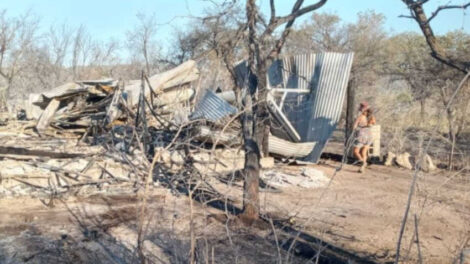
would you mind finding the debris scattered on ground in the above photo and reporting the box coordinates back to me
[261,167,330,189]
[260,157,274,168]
[384,151,396,166]
[421,154,437,172]
[396,152,412,170]
[0,60,210,198]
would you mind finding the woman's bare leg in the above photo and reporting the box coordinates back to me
[359,146,370,173]
[361,146,370,164]
[353,146,363,162]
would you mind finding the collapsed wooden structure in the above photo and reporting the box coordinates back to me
[0,53,363,197]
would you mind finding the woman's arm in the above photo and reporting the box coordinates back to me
[353,115,361,130]
[368,116,376,126]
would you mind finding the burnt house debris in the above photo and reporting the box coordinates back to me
[213,52,354,162]
[1,52,354,197]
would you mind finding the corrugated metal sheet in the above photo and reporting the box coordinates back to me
[268,135,316,158]
[302,52,354,162]
[268,53,317,90]
[237,52,354,163]
[190,89,237,122]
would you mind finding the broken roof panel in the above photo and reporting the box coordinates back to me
[306,53,354,162]
[275,53,354,163]
[190,90,237,122]
[236,52,354,163]
[33,82,88,108]
[268,53,317,90]
[124,60,198,107]
[268,135,316,158]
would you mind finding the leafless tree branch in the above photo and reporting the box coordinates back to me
[266,0,328,59]
[401,0,470,73]
[269,0,276,23]
[427,2,470,23]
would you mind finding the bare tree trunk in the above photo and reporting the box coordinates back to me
[447,108,456,170]
[240,0,261,223]
[224,0,327,223]
[241,60,268,222]
[144,42,150,75]
[420,98,426,128]
[240,77,261,223]
[449,131,456,170]
[444,96,456,170]
[6,78,13,101]
[345,79,356,152]
[255,62,270,156]
[439,85,456,170]
[241,138,260,223]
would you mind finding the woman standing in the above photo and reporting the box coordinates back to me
[353,102,376,173]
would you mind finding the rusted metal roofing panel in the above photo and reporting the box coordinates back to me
[190,89,237,122]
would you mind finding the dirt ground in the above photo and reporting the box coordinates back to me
[0,186,314,264]
[262,161,470,263]
[0,157,468,264]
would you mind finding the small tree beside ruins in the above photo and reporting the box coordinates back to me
[204,0,329,223]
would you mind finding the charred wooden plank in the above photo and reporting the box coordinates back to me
[36,99,60,132]
[0,146,92,159]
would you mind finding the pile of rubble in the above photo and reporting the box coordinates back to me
[27,60,198,137]
[188,53,355,163]
[1,52,357,198]
[0,60,210,197]
[0,137,134,197]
